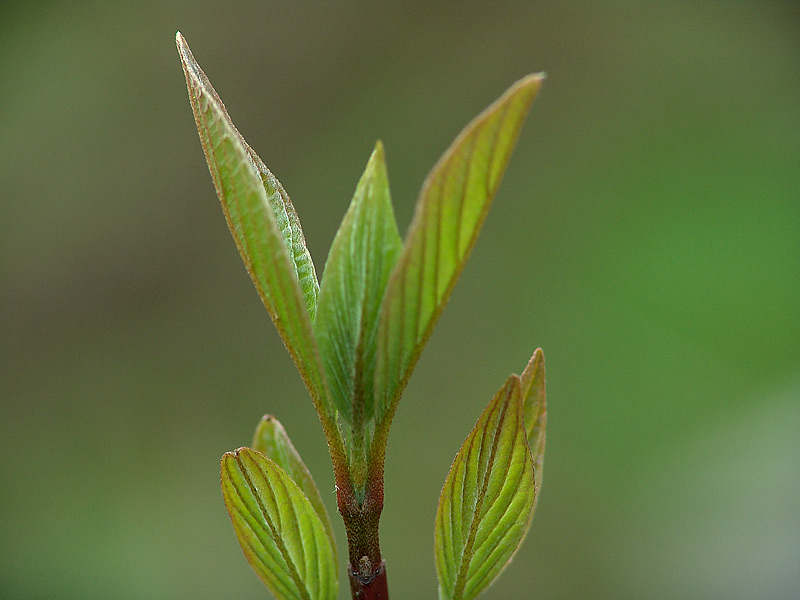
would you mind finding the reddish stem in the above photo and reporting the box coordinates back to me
[348,560,389,600]
[335,452,387,599]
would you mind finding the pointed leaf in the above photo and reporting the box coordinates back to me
[222,448,338,600]
[177,33,318,318]
[314,142,403,425]
[435,375,535,600]
[520,348,546,503]
[177,33,333,424]
[246,145,320,321]
[252,415,337,560]
[375,74,545,425]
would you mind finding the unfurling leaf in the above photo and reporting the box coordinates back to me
[375,74,545,428]
[520,347,546,503]
[176,33,333,426]
[435,375,535,600]
[252,415,337,559]
[314,142,403,426]
[221,448,338,600]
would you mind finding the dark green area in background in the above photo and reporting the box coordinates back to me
[1,2,798,599]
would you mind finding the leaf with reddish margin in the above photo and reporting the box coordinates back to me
[177,33,335,429]
[520,347,546,506]
[374,74,545,432]
[435,374,535,600]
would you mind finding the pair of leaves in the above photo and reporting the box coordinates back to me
[221,417,338,600]
[220,353,546,600]
[178,31,543,439]
[317,70,543,435]
[435,349,546,600]
[313,73,544,434]
[317,73,545,434]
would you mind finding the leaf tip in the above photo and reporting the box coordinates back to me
[519,71,547,88]
[175,31,202,86]
[175,30,189,62]
[220,450,239,482]
[359,138,389,187]
[221,446,251,470]
[252,414,289,454]
[257,413,278,427]
[511,72,546,101]
[369,139,387,172]
[527,347,544,375]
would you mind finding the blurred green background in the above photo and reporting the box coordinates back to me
[1,2,798,599]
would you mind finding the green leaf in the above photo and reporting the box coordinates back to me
[314,142,403,426]
[252,415,337,561]
[435,375,535,600]
[520,347,546,504]
[176,33,333,424]
[221,448,338,600]
[374,74,545,426]
[245,144,320,322]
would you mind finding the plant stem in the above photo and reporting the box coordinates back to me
[336,459,387,599]
[348,560,388,600]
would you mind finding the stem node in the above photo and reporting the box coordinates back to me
[348,559,388,600]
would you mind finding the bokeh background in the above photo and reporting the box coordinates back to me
[1,2,798,599]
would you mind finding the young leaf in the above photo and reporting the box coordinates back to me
[252,415,337,559]
[435,375,535,600]
[520,348,546,503]
[246,144,320,322]
[221,448,338,600]
[176,33,333,424]
[374,74,545,427]
[314,142,403,425]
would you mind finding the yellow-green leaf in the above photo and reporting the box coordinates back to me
[221,448,338,600]
[375,74,545,427]
[435,375,535,600]
[314,142,402,426]
[252,415,337,560]
[176,33,332,425]
[520,347,546,504]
